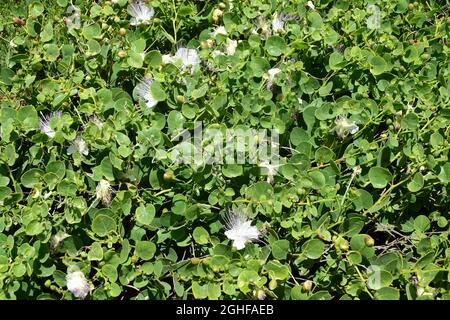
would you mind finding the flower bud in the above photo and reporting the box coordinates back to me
[302,280,313,291]
[176,95,185,104]
[364,235,375,247]
[212,9,223,23]
[163,170,174,181]
[269,279,277,290]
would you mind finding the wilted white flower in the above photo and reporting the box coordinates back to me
[39,111,62,138]
[255,289,266,300]
[225,38,237,55]
[96,179,113,206]
[335,115,359,139]
[67,136,89,156]
[128,0,155,26]
[211,50,223,58]
[211,25,228,37]
[366,4,381,30]
[66,266,90,299]
[66,5,81,29]
[259,160,278,184]
[90,115,104,129]
[162,54,176,64]
[175,47,200,73]
[265,67,282,89]
[254,16,271,39]
[9,39,17,48]
[271,13,285,33]
[50,231,70,251]
[307,1,315,9]
[224,209,260,250]
[135,76,158,109]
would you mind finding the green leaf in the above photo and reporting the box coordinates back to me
[368,167,392,189]
[26,220,44,236]
[222,164,243,178]
[30,3,45,16]
[150,81,167,101]
[314,146,335,163]
[271,240,290,260]
[265,36,287,56]
[414,215,430,232]
[329,52,344,70]
[407,172,424,192]
[308,12,323,28]
[403,46,419,63]
[374,287,400,300]
[193,226,210,245]
[264,260,290,280]
[82,23,101,40]
[92,214,116,237]
[248,57,269,77]
[401,113,419,130]
[146,50,162,67]
[367,269,393,290]
[135,241,156,260]
[192,281,207,299]
[21,169,43,188]
[127,51,144,68]
[101,264,118,282]
[88,242,104,261]
[369,56,387,75]
[135,204,155,226]
[438,163,450,183]
[302,239,325,259]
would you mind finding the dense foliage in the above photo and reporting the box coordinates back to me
[0,0,449,300]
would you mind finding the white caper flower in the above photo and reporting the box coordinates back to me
[67,136,89,156]
[307,1,315,10]
[96,179,113,206]
[128,0,155,26]
[211,25,228,37]
[66,266,90,299]
[39,111,62,138]
[335,115,359,139]
[224,208,260,250]
[135,76,158,109]
[265,67,282,89]
[225,38,237,55]
[175,47,200,73]
[271,13,285,33]
[50,231,70,251]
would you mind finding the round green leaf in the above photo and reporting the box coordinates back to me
[193,226,210,245]
[369,56,387,75]
[135,241,156,260]
[368,167,392,189]
[92,214,116,237]
[135,204,155,226]
[302,239,325,259]
[265,36,287,56]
